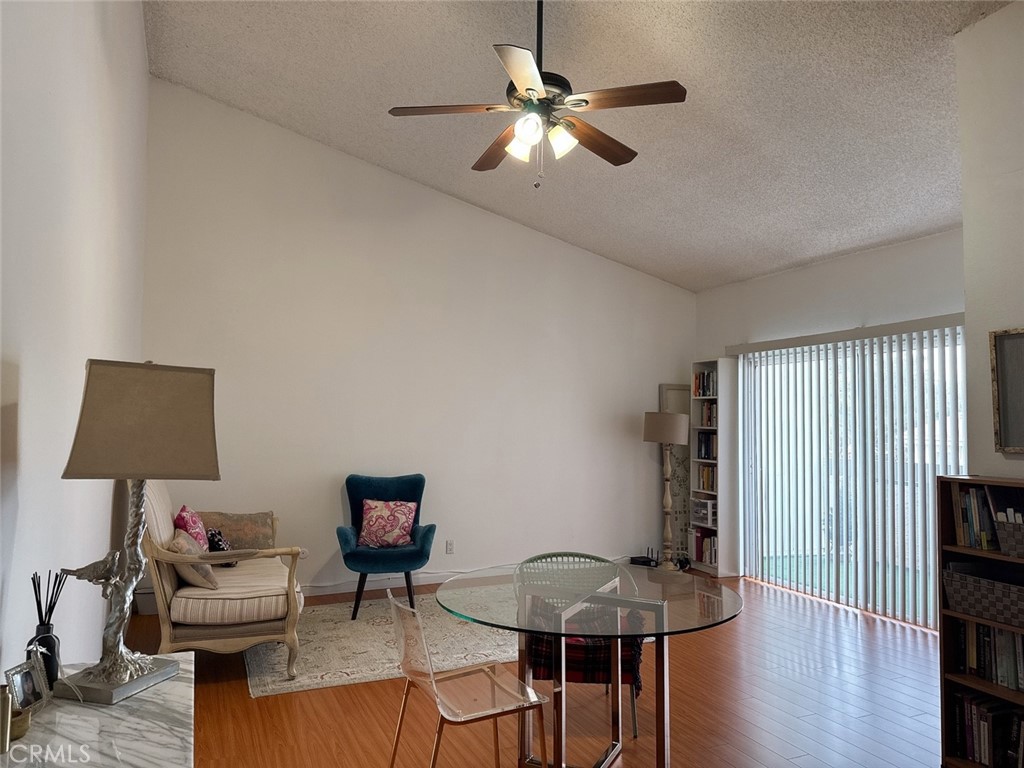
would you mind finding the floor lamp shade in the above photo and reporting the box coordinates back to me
[643,412,689,446]
[63,360,220,481]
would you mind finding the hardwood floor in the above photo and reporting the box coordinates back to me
[126,579,940,767]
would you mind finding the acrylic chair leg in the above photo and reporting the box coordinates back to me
[351,573,368,620]
[428,716,446,768]
[404,571,415,609]
[388,679,413,768]
[492,718,501,768]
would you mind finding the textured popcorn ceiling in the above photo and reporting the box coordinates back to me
[143,1,1005,292]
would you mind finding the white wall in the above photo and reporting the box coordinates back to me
[955,2,1024,477]
[0,2,149,668]
[143,80,696,594]
[695,228,965,358]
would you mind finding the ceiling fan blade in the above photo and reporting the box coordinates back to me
[493,45,547,99]
[565,81,687,111]
[472,124,518,172]
[389,104,513,117]
[561,117,638,166]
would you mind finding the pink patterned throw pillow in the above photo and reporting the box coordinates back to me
[174,505,209,552]
[357,500,416,548]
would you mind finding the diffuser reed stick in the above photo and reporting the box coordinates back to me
[31,570,67,625]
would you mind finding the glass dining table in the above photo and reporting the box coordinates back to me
[435,559,743,768]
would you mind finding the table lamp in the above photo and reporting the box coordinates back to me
[643,411,689,569]
[58,359,219,704]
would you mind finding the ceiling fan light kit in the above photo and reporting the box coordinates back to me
[504,136,533,163]
[547,123,579,159]
[513,112,545,146]
[388,0,686,174]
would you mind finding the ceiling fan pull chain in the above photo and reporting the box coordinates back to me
[535,138,545,188]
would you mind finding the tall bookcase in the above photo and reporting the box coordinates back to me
[938,474,1024,767]
[688,357,738,577]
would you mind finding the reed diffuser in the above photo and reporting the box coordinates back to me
[28,570,67,690]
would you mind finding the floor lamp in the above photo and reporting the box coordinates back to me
[643,411,689,569]
[58,359,219,704]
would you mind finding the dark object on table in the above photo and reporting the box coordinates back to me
[630,546,659,567]
[676,552,692,571]
[629,555,658,567]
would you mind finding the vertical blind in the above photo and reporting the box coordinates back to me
[740,324,966,628]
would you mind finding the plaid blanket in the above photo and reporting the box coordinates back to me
[524,606,645,694]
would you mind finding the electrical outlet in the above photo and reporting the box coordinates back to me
[445,539,454,555]
[299,548,309,559]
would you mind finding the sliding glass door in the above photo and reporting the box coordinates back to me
[740,324,966,628]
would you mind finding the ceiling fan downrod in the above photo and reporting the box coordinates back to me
[536,0,543,72]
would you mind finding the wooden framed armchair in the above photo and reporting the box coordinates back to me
[140,480,303,677]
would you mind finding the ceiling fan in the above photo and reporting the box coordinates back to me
[388,0,687,172]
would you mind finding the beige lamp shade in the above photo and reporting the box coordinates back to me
[643,411,689,446]
[63,359,220,480]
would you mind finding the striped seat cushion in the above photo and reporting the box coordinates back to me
[170,557,301,625]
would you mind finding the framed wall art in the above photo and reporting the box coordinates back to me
[990,328,1024,454]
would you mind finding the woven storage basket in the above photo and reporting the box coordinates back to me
[943,569,1024,628]
[995,521,1024,558]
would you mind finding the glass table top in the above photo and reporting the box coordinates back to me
[435,560,742,638]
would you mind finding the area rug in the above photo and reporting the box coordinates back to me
[244,594,518,698]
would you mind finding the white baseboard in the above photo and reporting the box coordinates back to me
[300,570,463,597]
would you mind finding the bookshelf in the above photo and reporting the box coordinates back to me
[688,358,738,577]
[938,474,1024,768]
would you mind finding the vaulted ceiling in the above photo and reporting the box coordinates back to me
[143,1,1006,292]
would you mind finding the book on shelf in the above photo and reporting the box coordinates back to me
[997,628,1019,690]
[695,401,718,428]
[695,431,719,460]
[957,694,1019,766]
[696,464,717,493]
[954,487,966,546]
[1016,633,1024,691]
[952,618,1024,694]
[956,486,999,550]
[693,368,718,398]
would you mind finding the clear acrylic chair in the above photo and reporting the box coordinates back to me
[387,590,548,768]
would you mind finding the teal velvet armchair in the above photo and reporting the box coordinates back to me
[337,473,436,620]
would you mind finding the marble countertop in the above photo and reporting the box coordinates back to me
[1,653,194,768]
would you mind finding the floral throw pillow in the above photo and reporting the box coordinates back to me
[174,506,209,552]
[357,500,416,548]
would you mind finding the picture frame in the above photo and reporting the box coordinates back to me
[658,383,690,414]
[5,653,51,714]
[990,328,1024,454]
